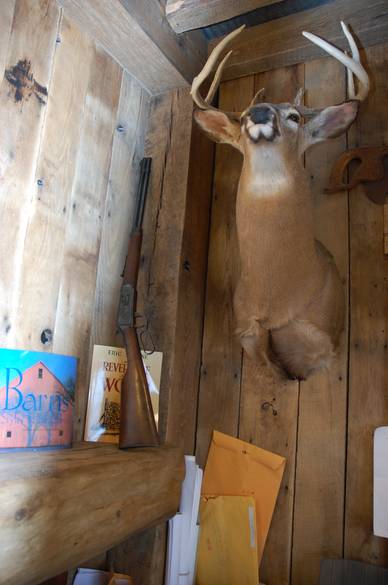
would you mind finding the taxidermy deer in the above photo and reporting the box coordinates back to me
[191,23,369,380]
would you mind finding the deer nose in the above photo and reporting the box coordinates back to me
[250,106,273,124]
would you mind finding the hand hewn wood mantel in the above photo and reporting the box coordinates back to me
[56,0,206,95]
[0,443,184,585]
[165,0,284,33]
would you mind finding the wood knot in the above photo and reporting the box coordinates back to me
[5,59,48,105]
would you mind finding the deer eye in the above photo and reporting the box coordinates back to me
[287,113,300,123]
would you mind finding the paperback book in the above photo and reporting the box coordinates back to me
[0,348,77,449]
[84,345,161,443]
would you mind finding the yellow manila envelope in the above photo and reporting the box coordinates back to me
[202,430,286,563]
[196,495,258,585]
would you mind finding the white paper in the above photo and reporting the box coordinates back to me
[374,426,388,537]
[166,457,203,585]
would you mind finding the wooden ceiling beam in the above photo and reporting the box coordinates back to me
[56,0,206,95]
[166,0,284,33]
[208,0,388,81]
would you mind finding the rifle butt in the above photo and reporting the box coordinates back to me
[119,327,159,448]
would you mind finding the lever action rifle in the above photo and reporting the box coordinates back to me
[118,157,159,448]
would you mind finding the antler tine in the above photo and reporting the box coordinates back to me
[191,24,245,110]
[302,22,369,102]
[293,87,323,118]
[341,21,359,99]
[205,50,233,104]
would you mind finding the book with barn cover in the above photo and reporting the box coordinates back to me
[0,348,77,449]
[84,345,161,443]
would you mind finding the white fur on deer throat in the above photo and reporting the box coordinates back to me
[243,146,291,195]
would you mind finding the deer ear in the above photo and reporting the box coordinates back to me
[301,100,359,152]
[194,109,241,148]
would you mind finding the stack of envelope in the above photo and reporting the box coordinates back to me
[196,431,286,585]
[166,456,203,585]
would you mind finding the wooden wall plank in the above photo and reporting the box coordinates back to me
[109,84,214,585]
[0,0,60,346]
[52,46,122,440]
[110,90,199,585]
[0,1,16,77]
[108,524,167,585]
[90,69,153,585]
[238,64,302,585]
[165,0,283,34]
[291,57,348,585]
[195,76,254,467]
[12,17,94,352]
[56,0,206,95]
[138,88,194,442]
[164,113,215,454]
[345,43,388,566]
[90,72,150,349]
[209,0,388,82]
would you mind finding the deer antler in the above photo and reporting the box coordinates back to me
[303,21,369,101]
[190,24,245,111]
[191,21,368,117]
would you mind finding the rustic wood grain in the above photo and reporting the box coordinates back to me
[165,0,284,34]
[0,1,16,77]
[291,57,348,585]
[0,443,184,585]
[195,76,254,468]
[345,43,388,566]
[138,88,194,442]
[13,16,94,352]
[238,64,302,585]
[52,46,122,441]
[110,89,198,585]
[108,524,167,585]
[209,0,388,82]
[384,204,388,254]
[56,0,206,95]
[164,111,215,454]
[0,0,60,347]
[90,71,150,350]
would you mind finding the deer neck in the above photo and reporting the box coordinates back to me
[239,144,307,199]
[236,145,318,277]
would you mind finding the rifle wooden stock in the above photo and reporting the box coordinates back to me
[118,158,158,449]
[119,218,159,447]
[119,326,159,448]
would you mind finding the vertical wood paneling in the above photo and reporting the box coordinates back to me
[0,1,16,78]
[0,0,60,345]
[90,71,150,349]
[52,47,122,440]
[108,524,167,585]
[291,57,349,585]
[111,89,197,585]
[238,65,302,585]
[195,76,254,467]
[345,44,388,565]
[13,16,94,351]
[139,88,194,441]
[164,115,215,454]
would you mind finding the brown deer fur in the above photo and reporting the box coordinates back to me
[191,24,369,380]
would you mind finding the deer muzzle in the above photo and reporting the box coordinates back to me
[245,105,279,143]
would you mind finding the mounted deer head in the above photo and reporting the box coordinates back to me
[191,23,369,380]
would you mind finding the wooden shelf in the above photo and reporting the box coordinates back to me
[0,442,184,585]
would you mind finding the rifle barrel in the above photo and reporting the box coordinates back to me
[134,157,151,230]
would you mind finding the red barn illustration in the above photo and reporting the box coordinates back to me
[0,361,73,448]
